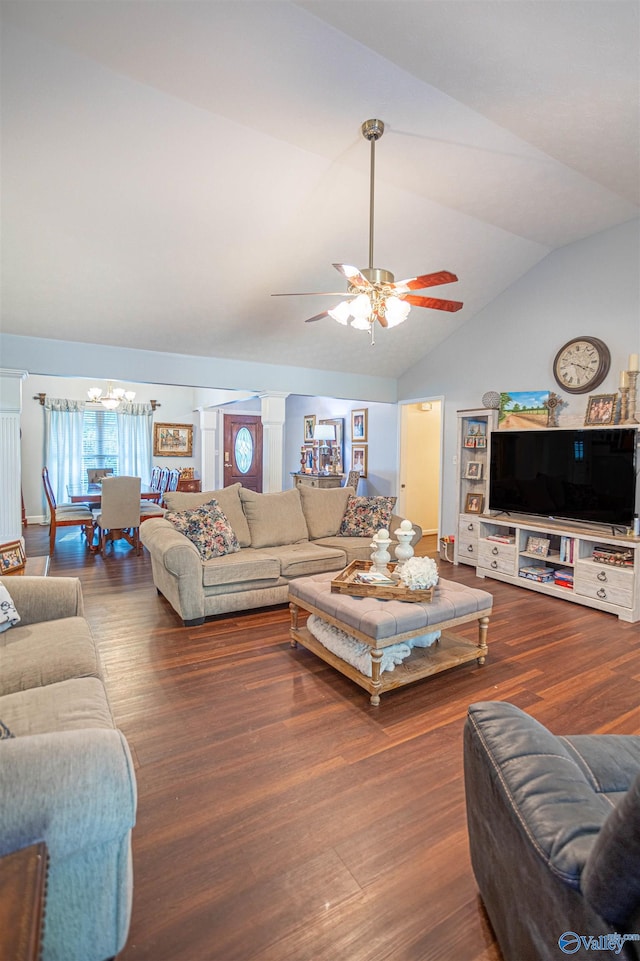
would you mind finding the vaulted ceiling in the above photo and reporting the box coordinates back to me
[1,1,638,379]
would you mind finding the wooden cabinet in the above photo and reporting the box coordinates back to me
[177,478,201,493]
[476,516,640,622]
[292,473,344,489]
[454,408,498,566]
[0,842,48,961]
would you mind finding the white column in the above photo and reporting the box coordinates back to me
[0,369,28,544]
[259,392,289,493]
[196,408,219,492]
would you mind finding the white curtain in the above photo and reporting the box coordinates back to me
[116,402,154,483]
[44,398,86,507]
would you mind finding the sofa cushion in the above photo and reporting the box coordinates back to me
[0,616,101,697]
[163,483,251,547]
[201,549,281,587]
[313,535,373,565]
[239,488,308,548]
[0,677,115,735]
[298,485,353,539]
[582,768,640,925]
[262,543,347,578]
[165,502,240,560]
[339,495,397,536]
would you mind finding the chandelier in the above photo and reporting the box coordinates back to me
[87,382,136,410]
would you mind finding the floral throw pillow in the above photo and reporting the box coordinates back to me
[339,495,397,537]
[165,500,240,560]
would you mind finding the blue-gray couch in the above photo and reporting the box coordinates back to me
[464,701,640,961]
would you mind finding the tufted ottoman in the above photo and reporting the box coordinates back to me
[288,571,493,705]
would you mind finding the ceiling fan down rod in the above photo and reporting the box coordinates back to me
[361,119,393,286]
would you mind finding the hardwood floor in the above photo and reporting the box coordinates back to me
[22,524,640,961]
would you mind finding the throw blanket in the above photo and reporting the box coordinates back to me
[307,614,440,677]
[0,582,20,633]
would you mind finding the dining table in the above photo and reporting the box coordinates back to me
[66,483,158,505]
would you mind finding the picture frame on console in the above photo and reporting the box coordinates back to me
[0,540,26,574]
[584,393,617,426]
[154,423,194,457]
[465,493,484,514]
[526,536,551,557]
[464,461,483,480]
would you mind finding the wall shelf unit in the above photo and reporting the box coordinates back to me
[454,408,498,567]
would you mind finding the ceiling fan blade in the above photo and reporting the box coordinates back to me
[333,263,372,288]
[304,310,332,323]
[391,270,459,292]
[402,294,464,312]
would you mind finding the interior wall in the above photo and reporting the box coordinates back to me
[398,219,640,533]
[284,395,399,496]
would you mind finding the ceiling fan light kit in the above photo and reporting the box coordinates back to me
[273,118,463,345]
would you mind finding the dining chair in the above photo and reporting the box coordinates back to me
[346,469,360,492]
[42,467,94,555]
[167,468,181,492]
[92,476,142,555]
[87,467,114,484]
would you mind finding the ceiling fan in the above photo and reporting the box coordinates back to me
[272,118,463,344]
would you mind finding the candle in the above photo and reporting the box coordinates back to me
[629,354,639,372]
[620,370,630,389]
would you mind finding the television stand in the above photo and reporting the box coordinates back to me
[473,514,640,622]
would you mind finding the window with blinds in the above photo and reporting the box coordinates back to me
[82,409,119,475]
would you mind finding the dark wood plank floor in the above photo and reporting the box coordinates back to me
[22,524,640,961]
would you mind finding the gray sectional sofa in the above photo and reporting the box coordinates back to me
[0,576,137,961]
[140,483,421,625]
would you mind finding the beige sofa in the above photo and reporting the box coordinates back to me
[140,483,421,626]
[0,576,136,961]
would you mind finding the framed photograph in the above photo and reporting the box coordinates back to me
[0,540,26,574]
[153,423,194,457]
[526,536,551,557]
[464,436,477,448]
[474,436,487,449]
[464,492,484,514]
[303,414,316,443]
[584,393,617,426]
[351,445,368,478]
[319,417,344,473]
[351,408,368,442]
[466,420,486,437]
[464,461,484,480]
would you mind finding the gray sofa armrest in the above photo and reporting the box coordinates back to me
[0,729,137,860]
[140,518,205,623]
[3,576,84,625]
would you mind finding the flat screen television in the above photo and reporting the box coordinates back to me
[489,428,638,529]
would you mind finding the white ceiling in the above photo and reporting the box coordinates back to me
[1,1,638,380]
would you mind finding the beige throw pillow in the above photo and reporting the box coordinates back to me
[239,488,308,548]
[298,485,354,539]
[163,483,251,547]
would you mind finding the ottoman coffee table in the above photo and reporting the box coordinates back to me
[289,571,492,706]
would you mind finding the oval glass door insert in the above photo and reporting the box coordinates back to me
[234,427,253,474]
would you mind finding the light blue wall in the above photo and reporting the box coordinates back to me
[398,219,640,533]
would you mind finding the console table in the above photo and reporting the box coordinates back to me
[292,473,344,490]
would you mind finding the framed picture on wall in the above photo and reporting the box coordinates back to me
[351,445,368,478]
[153,423,194,457]
[303,414,316,443]
[351,408,368,442]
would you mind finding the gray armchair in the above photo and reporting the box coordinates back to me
[464,701,640,960]
[92,475,141,555]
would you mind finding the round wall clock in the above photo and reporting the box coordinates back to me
[552,337,611,394]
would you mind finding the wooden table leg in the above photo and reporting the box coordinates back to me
[369,649,383,706]
[477,614,490,665]
[289,601,299,648]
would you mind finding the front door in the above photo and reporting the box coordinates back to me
[223,414,263,492]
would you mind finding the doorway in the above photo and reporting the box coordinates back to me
[223,414,263,492]
[398,400,443,536]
